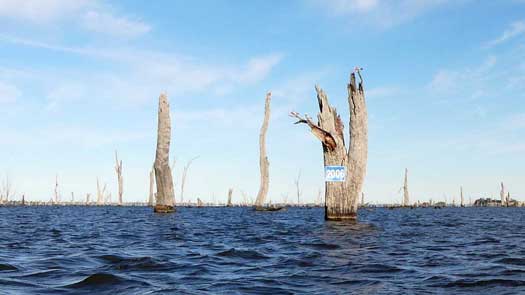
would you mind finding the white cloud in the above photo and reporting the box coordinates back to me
[81,10,151,38]
[314,0,452,27]
[0,0,89,23]
[0,0,150,38]
[485,20,525,48]
[0,81,20,104]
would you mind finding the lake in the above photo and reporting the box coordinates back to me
[0,206,524,294]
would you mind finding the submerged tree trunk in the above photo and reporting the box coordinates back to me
[295,170,302,205]
[227,188,233,207]
[54,174,59,204]
[500,182,505,207]
[290,69,367,220]
[459,187,465,207]
[148,167,155,206]
[115,151,123,206]
[154,93,175,213]
[403,168,409,206]
[255,92,271,208]
[96,178,103,205]
[197,198,203,207]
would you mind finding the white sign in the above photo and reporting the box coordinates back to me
[325,166,346,182]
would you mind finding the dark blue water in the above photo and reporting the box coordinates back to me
[0,206,524,294]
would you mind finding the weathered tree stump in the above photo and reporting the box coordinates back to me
[403,168,409,207]
[290,69,368,220]
[153,93,175,213]
[255,92,271,208]
[115,151,123,206]
[227,188,233,207]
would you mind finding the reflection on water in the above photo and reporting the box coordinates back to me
[0,206,524,294]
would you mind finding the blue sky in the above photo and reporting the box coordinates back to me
[0,0,524,204]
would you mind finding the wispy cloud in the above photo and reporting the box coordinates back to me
[0,0,150,38]
[81,10,151,38]
[485,20,525,48]
[312,0,453,28]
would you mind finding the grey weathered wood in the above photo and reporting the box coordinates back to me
[294,170,302,205]
[500,182,505,207]
[403,168,409,206]
[227,188,233,207]
[255,92,271,207]
[115,151,123,206]
[290,69,368,220]
[54,174,59,204]
[154,93,175,213]
[460,186,464,207]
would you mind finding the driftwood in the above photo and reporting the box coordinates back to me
[255,92,271,207]
[290,69,368,220]
[227,188,233,207]
[115,151,123,206]
[153,93,175,213]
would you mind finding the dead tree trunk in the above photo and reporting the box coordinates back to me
[154,93,175,213]
[148,166,155,206]
[290,69,367,220]
[255,92,271,208]
[294,170,302,205]
[197,198,203,207]
[403,168,409,206]
[180,156,198,205]
[54,174,59,204]
[227,188,233,207]
[115,150,123,206]
[460,186,464,207]
[361,192,365,207]
[96,178,103,205]
[500,182,505,207]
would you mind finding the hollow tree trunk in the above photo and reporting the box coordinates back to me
[115,150,123,206]
[227,188,233,207]
[153,93,175,213]
[290,70,367,220]
[255,92,271,208]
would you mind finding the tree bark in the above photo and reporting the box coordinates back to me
[290,70,367,220]
[154,93,175,213]
[255,92,271,208]
[227,188,233,207]
[460,186,464,207]
[500,182,505,207]
[115,151,123,206]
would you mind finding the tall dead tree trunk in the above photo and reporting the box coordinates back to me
[403,168,409,206]
[54,174,59,204]
[295,170,302,205]
[460,186,464,207]
[180,156,198,204]
[115,150,123,206]
[255,92,271,208]
[154,93,175,213]
[290,69,367,220]
[148,166,155,206]
[500,182,505,207]
[227,188,233,207]
[96,178,103,205]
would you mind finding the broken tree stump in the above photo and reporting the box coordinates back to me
[290,69,368,220]
[153,93,175,213]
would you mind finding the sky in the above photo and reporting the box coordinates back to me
[0,0,524,205]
